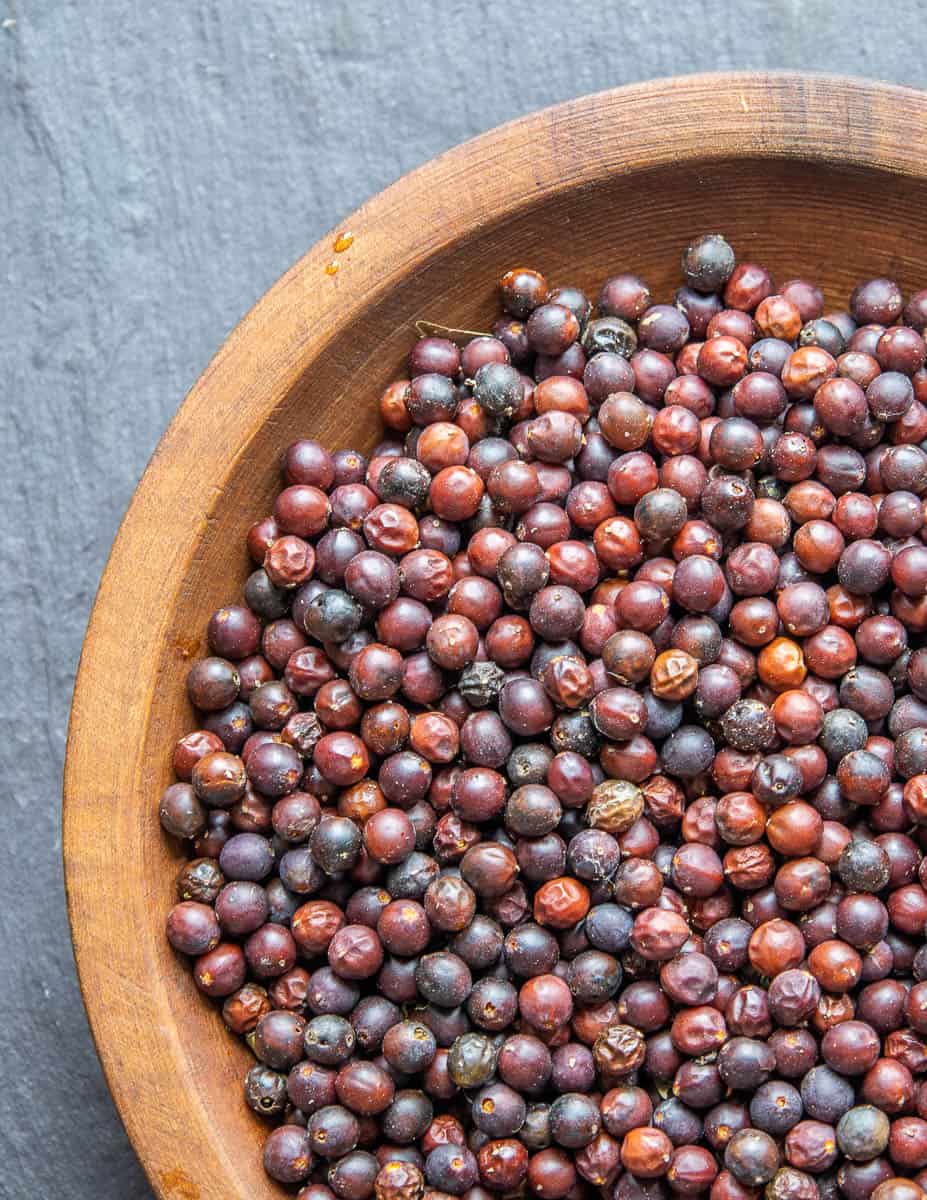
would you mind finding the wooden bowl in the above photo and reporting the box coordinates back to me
[64,72,927,1198]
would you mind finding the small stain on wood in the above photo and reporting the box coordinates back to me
[159,1167,200,1199]
[174,636,201,660]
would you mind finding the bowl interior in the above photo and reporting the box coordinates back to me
[66,76,927,1200]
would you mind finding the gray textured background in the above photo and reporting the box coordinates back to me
[4,2,927,1196]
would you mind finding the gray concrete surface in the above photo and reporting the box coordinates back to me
[4,1,927,1195]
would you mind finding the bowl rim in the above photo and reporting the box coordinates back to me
[63,70,927,1198]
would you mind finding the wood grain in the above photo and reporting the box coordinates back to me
[63,73,927,1199]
